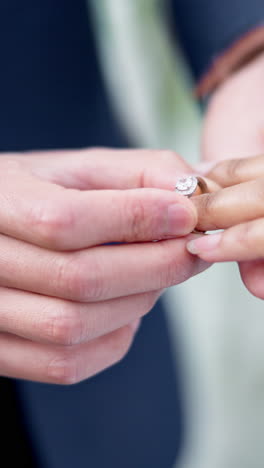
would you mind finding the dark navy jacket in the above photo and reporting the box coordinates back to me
[0,1,262,467]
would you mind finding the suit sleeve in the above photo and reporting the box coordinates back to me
[171,0,264,96]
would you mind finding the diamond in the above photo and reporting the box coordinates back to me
[175,176,198,197]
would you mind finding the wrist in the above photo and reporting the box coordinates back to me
[202,51,264,163]
[196,26,264,99]
[213,49,264,97]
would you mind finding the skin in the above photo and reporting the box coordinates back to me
[191,51,264,300]
[188,159,264,299]
[0,148,208,384]
[187,155,264,283]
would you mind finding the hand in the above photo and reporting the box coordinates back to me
[187,154,264,299]
[0,148,207,384]
[201,52,264,299]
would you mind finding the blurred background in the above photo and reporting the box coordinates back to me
[91,2,264,467]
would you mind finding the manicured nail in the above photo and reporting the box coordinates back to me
[167,204,195,236]
[187,233,222,255]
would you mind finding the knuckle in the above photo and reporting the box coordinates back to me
[58,261,87,300]
[47,326,136,385]
[162,243,184,285]
[209,159,244,187]
[195,193,219,230]
[46,305,84,346]
[201,192,218,217]
[153,244,175,288]
[125,195,149,240]
[157,241,196,287]
[54,254,104,301]
[28,200,74,248]
[47,352,80,385]
[236,224,252,250]
[224,159,244,184]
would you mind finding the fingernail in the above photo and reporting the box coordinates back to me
[187,233,222,255]
[130,318,141,334]
[167,204,195,236]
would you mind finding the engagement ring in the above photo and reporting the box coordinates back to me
[175,175,208,197]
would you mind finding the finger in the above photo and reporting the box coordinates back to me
[22,148,193,190]
[239,260,264,300]
[0,235,209,301]
[0,162,197,250]
[207,154,264,188]
[0,287,161,345]
[0,324,137,384]
[187,218,264,262]
[32,188,197,249]
[192,178,264,232]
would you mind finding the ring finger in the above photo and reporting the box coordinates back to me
[0,287,161,345]
[0,235,207,302]
[192,177,264,232]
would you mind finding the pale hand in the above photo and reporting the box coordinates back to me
[0,148,207,384]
